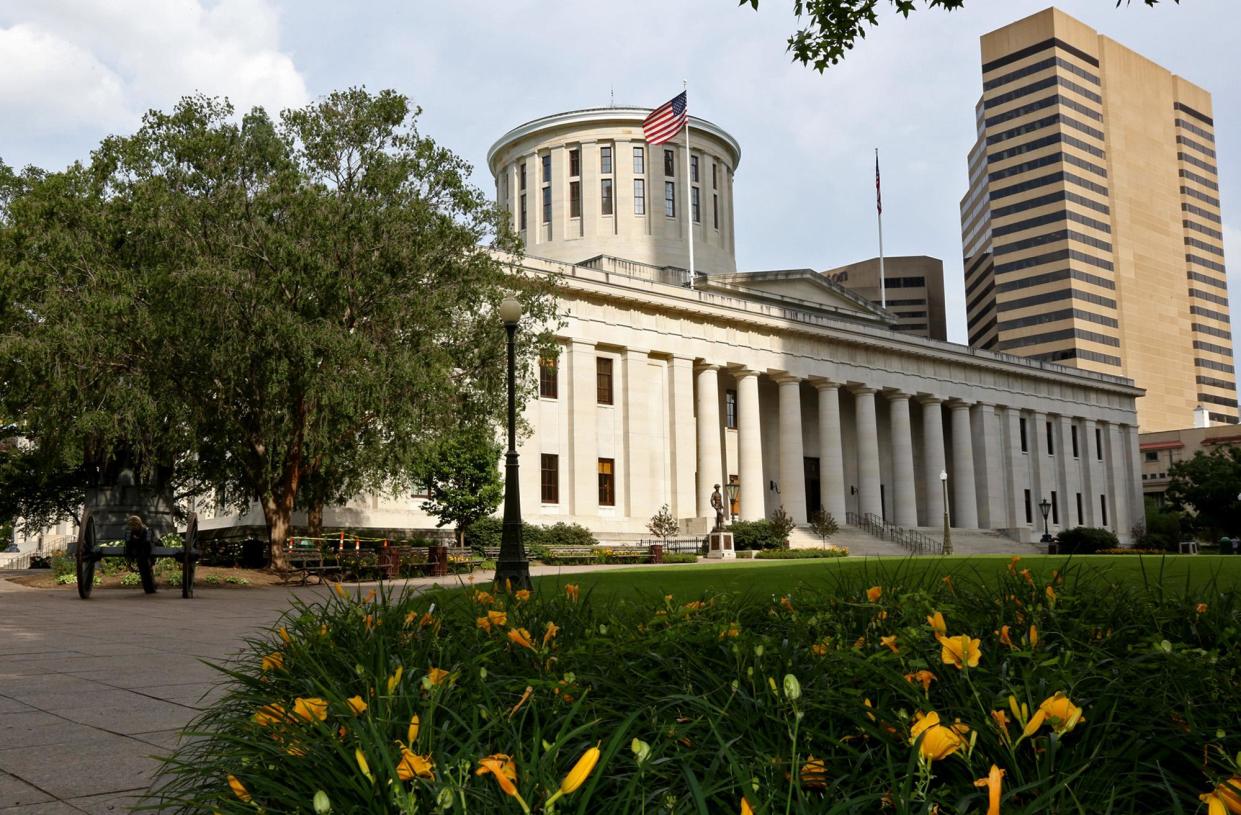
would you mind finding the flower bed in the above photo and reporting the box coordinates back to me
[149,558,1241,813]
[755,546,848,559]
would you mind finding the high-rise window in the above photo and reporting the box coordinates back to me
[1024,489,1032,524]
[1046,422,1055,455]
[600,146,613,174]
[569,181,581,218]
[569,148,580,178]
[712,162,718,189]
[633,146,645,174]
[690,155,699,182]
[541,154,551,183]
[691,187,700,223]
[541,454,559,504]
[600,178,614,216]
[664,149,674,177]
[598,459,615,506]
[713,195,719,229]
[664,181,676,217]
[633,179,645,215]
[519,163,526,191]
[725,390,737,428]
[596,357,613,405]
[1071,425,1079,458]
[542,186,551,224]
[1050,491,1059,524]
[1019,417,1028,452]
[539,358,558,399]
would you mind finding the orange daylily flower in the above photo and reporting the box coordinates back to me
[937,634,982,670]
[1204,777,1241,814]
[476,753,520,797]
[880,635,900,654]
[426,667,449,686]
[720,622,741,639]
[1045,584,1056,603]
[866,586,883,603]
[904,670,936,692]
[565,583,580,602]
[997,625,1015,649]
[346,696,367,715]
[927,611,947,636]
[1195,602,1209,615]
[800,755,829,788]
[488,610,508,627]
[974,764,1005,815]
[515,589,532,602]
[909,711,969,761]
[781,594,795,613]
[386,667,404,695]
[278,626,291,645]
[473,590,495,605]
[396,747,435,781]
[476,616,493,633]
[991,709,1010,743]
[292,696,328,722]
[1029,625,1039,649]
[508,627,536,650]
[227,774,250,802]
[741,797,755,815]
[1007,555,1021,575]
[261,652,284,672]
[543,621,560,646]
[253,703,287,727]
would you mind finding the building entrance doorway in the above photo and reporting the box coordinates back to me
[804,457,821,517]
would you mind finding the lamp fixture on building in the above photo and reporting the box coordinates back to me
[939,470,952,555]
[494,296,531,590]
[724,480,740,523]
[1039,497,1053,545]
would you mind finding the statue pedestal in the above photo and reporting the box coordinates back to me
[706,531,735,560]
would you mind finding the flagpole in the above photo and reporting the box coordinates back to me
[684,80,695,289]
[876,147,886,309]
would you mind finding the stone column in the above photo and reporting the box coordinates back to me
[887,392,918,528]
[816,382,847,522]
[1030,410,1048,529]
[972,403,1005,528]
[949,401,979,528]
[1123,424,1142,541]
[568,340,597,517]
[854,387,883,519]
[668,356,697,520]
[1080,419,1099,526]
[735,369,765,521]
[695,364,723,520]
[1106,423,1131,536]
[623,348,651,522]
[775,375,807,524]
[920,397,946,526]
[1002,407,1027,531]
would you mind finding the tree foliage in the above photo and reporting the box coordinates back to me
[808,508,839,546]
[1164,446,1241,539]
[419,426,504,546]
[647,504,680,541]
[0,88,555,566]
[739,0,1177,71]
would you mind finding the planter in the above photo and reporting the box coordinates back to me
[427,544,449,577]
[376,548,400,580]
[648,543,664,564]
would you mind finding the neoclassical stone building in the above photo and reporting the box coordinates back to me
[490,108,1145,544]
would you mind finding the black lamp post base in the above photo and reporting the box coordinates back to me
[494,561,532,591]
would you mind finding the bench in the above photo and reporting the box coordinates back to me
[281,541,341,585]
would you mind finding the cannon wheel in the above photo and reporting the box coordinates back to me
[181,512,198,599]
[75,510,97,600]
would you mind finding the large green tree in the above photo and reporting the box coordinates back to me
[739,0,1177,71]
[418,425,504,548]
[1164,446,1241,539]
[0,89,554,567]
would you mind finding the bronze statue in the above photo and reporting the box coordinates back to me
[710,484,725,531]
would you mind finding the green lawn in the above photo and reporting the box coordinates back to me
[530,554,1241,602]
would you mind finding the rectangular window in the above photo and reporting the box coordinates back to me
[541,154,551,183]
[633,179,645,215]
[519,163,526,191]
[539,358,558,399]
[569,148,580,178]
[596,357,613,405]
[690,155,699,182]
[598,458,615,506]
[1071,425,1079,457]
[1024,489,1032,524]
[542,186,551,224]
[1019,417,1028,453]
[1100,494,1108,526]
[569,180,581,218]
[1075,492,1083,525]
[664,181,676,217]
[600,178,614,216]
[664,149,674,177]
[712,162,718,189]
[692,187,700,223]
[713,194,719,229]
[1095,428,1103,460]
[519,194,527,231]
[725,389,737,429]
[600,146,612,175]
[541,454,559,504]
[1144,451,1159,462]
[633,146,644,174]
[1050,491,1059,525]
[1046,421,1055,455]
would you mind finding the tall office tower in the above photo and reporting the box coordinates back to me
[960,7,1236,431]
[823,256,948,340]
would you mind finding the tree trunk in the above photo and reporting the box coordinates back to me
[262,494,292,572]
[308,502,324,538]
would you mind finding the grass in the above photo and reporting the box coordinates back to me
[526,554,1241,602]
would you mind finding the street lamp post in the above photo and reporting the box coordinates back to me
[725,481,740,524]
[494,296,531,591]
[1039,497,1053,546]
[939,470,952,555]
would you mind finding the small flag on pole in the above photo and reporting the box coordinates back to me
[643,91,688,145]
[875,152,882,215]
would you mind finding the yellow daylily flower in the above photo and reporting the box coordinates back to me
[866,585,883,603]
[909,711,969,761]
[560,743,601,794]
[1045,584,1056,603]
[278,626,291,645]
[386,667,404,695]
[355,747,374,782]
[1037,692,1085,734]
[544,621,560,646]
[800,755,828,788]
[488,610,508,627]
[396,747,435,781]
[720,622,741,639]
[473,589,495,605]
[880,635,900,654]
[973,764,1005,815]
[1202,793,1228,815]
[1007,555,1021,575]
[515,589,532,602]
[508,627,536,650]
[346,696,367,715]
[937,634,982,670]
[292,697,328,722]
[253,703,286,727]
[1029,624,1039,649]
[261,652,284,672]
[227,774,250,802]
[476,616,493,633]
[426,667,449,686]
[407,714,420,744]
[927,611,947,636]
[1205,776,1241,814]
[741,797,755,815]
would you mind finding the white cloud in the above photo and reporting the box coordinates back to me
[0,0,308,167]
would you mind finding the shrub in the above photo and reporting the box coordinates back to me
[661,552,698,564]
[768,506,795,545]
[1056,526,1120,554]
[729,519,786,551]
[147,563,1241,814]
[530,522,596,549]
[647,504,680,541]
[754,547,848,559]
[1139,502,1184,553]
[808,509,839,545]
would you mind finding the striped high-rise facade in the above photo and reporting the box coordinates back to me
[960,8,1236,432]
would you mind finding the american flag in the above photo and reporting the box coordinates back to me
[875,151,882,215]
[643,91,688,146]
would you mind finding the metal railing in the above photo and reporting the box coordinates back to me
[640,538,706,555]
[0,552,33,570]
[846,512,943,556]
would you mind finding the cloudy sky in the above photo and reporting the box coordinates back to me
[2,0,1237,355]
